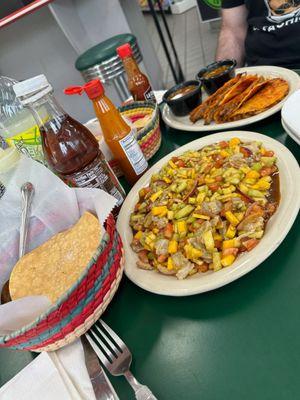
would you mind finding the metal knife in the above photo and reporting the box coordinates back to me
[82,336,119,400]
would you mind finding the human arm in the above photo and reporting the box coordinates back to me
[216,4,248,67]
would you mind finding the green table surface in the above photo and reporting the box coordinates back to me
[1,112,299,400]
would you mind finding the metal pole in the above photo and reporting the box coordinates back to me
[156,0,185,82]
[147,0,180,84]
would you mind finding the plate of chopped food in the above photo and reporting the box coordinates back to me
[117,131,300,296]
[162,66,300,132]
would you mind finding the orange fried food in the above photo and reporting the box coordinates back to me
[203,75,258,125]
[229,78,289,121]
[189,74,242,123]
[214,77,268,123]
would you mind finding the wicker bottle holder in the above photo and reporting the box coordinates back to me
[0,215,123,352]
[108,102,162,176]
[119,101,162,161]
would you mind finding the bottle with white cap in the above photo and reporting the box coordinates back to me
[0,75,45,163]
[13,75,125,213]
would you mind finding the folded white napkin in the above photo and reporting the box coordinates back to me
[0,340,96,400]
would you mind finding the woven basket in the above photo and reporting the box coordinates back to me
[0,215,123,352]
[119,101,161,161]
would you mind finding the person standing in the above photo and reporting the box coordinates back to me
[216,0,300,68]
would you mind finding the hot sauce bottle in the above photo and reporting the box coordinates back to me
[65,80,148,185]
[117,43,156,103]
[13,75,125,214]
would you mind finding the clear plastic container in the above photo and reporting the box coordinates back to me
[0,76,45,163]
[0,147,20,197]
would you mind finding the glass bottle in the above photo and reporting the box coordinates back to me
[65,79,148,185]
[13,75,125,212]
[117,43,156,103]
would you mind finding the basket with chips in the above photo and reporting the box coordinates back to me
[0,213,124,352]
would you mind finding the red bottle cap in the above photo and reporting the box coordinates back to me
[64,86,83,96]
[83,79,104,99]
[117,43,132,59]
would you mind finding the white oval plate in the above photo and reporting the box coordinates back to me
[162,66,300,132]
[281,118,300,146]
[281,89,300,145]
[117,131,300,296]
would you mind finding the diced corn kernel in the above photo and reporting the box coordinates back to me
[167,168,174,176]
[150,190,163,202]
[226,224,236,239]
[184,244,202,259]
[188,197,196,204]
[205,177,215,184]
[134,231,143,240]
[261,176,272,182]
[240,166,251,174]
[145,238,155,250]
[235,212,245,222]
[192,213,210,220]
[221,254,235,267]
[177,221,187,234]
[220,150,230,158]
[191,247,202,259]
[229,138,241,147]
[168,240,178,254]
[152,228,159,234]
[213,233,223,241]
[223,239,240,249]
[252,179,271,190]
[152,206,167,216]
[148,232,156,241]
[167,210,174,220]
[163,176,171,183]
[225,211,240,226]
[168,160,178,169]
[202,230,215,252]
[222,185,236,194]
[196,192,206,204]
[167,257,174,270]
[246,170,260,179]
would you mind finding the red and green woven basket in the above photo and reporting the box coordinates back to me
[0,214,123,352]
[119,101,161,161]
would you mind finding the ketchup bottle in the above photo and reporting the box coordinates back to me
[117,43,156,103]
[13,75,125,213]
[65,79,148,185]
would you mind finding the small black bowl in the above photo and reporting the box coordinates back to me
[163,80,202,117]
[196,59,237,95]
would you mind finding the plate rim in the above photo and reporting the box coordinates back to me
[117,131,300,296]
[281,118,300,145]
[162,65,300,132]
[281,88,300,142]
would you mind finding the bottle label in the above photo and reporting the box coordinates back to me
[6,125,45,164]
[64,156,124,207]
[143,86,156,102]
[119,130,148,176]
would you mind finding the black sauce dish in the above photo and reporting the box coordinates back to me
[196,59,237,95]
[162,80,202,117]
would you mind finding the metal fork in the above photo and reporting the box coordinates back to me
[86,320,158,400]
